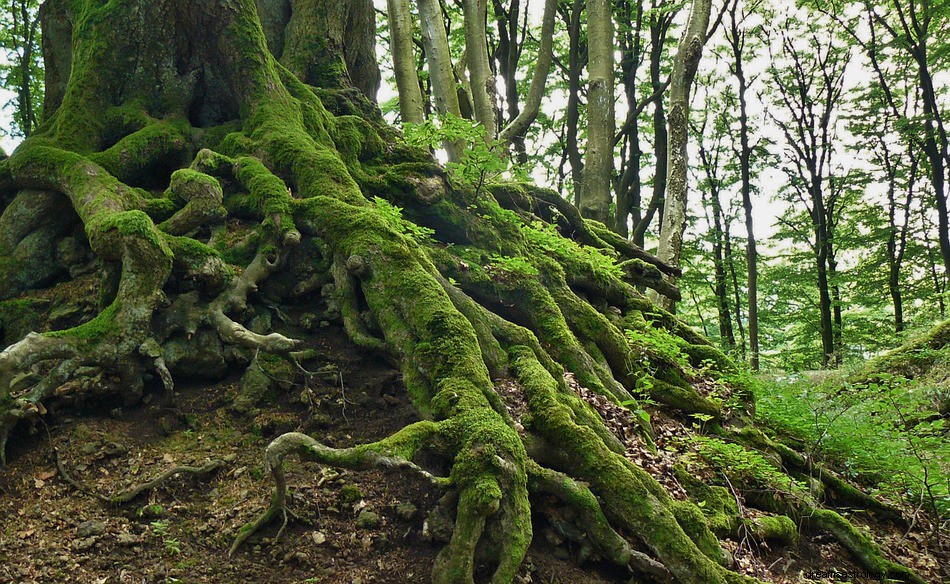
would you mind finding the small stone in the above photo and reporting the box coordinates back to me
[76,520,105,538]
[116,533,140,546]
[71,537,97,551]
[311,531,327,545]
[395,502,417,521]
[355,510,381,529]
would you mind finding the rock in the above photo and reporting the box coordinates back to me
[163,329,228,379]
[76,520,105,538]
[311,531,327,545]
[356,509,381,529]
[395,501,417,521]
[115,533,140,546]
[232,355,275,414]
[71,537,97,551]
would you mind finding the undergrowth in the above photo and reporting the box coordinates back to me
[753,372,950,522]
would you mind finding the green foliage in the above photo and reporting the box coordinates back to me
[373,196,435,243]
[0,0,43,138]
[402,113,527,194]
[692,436,809,498]
[626,325,691,371]
[150,520,182,555]
[754,373,950,518]
[520,220,623,280]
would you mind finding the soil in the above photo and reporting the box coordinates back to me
[0,324,943,583]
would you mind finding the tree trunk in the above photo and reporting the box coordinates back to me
[631,9,673,248]
[579,0,614,226]
[387,0,426,124]
[463,0,497,138]
[726,0,758,369]
[416,0,465,161]
[497,0,556,154]
[654,0,712,310]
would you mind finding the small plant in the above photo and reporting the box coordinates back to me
[694,436,809,499]
[626,326,691,372]
[151,520,182,556]
[403,113,527,196]
[373,197,435,243]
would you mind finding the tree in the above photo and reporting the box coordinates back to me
[387,0,426,124]
[0,0,41,137]
[0,2,927,583]
[578,0,615,225]
[724,0,760,369]
[417,0,465,160]
[654,0,715,310]
[766,12,849,368]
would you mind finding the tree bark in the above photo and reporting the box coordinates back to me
[579,0,615,226]
[387,0,426,124]
[463,0,497,138]
[497,0,556,153]
[726,0,758,369]
[416,0,465,161]
[654,0,713,310]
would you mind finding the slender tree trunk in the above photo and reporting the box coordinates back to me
[614,0,644,239]
[563,0,585,201]
[463,0,497,138]
[727,1,758,369]
[498,0,556,153]
[387,0,426,124]
[579,0,614,226]
[654,0,712,309]
[710,189,735,350]
[416,0,465,161]
[631,11,672,247]
[725,220,746,358]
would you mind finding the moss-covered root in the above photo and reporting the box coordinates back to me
[208,248,300,353]
[509,346,757,584]
[804,508,926,584]
[527,462,673,581]
[229,424,449,555]
[0,146,175,463]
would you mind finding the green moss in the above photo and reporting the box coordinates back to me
[675,466,740,537]
[144,197,179,222]
[671,500,730,566]
[338,484,364,505]
[0,298,45,346]
[90,120,191,186]
[742,514,798,547]
[807,509,925,584]
[509,345,729,583]
[332,115,385,165]
[46,300,120,341]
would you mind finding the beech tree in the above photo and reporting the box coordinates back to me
[0,1,929,583]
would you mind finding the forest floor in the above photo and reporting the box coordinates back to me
[0,323,943,583]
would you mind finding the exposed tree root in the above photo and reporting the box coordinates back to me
[55,447,224,505]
